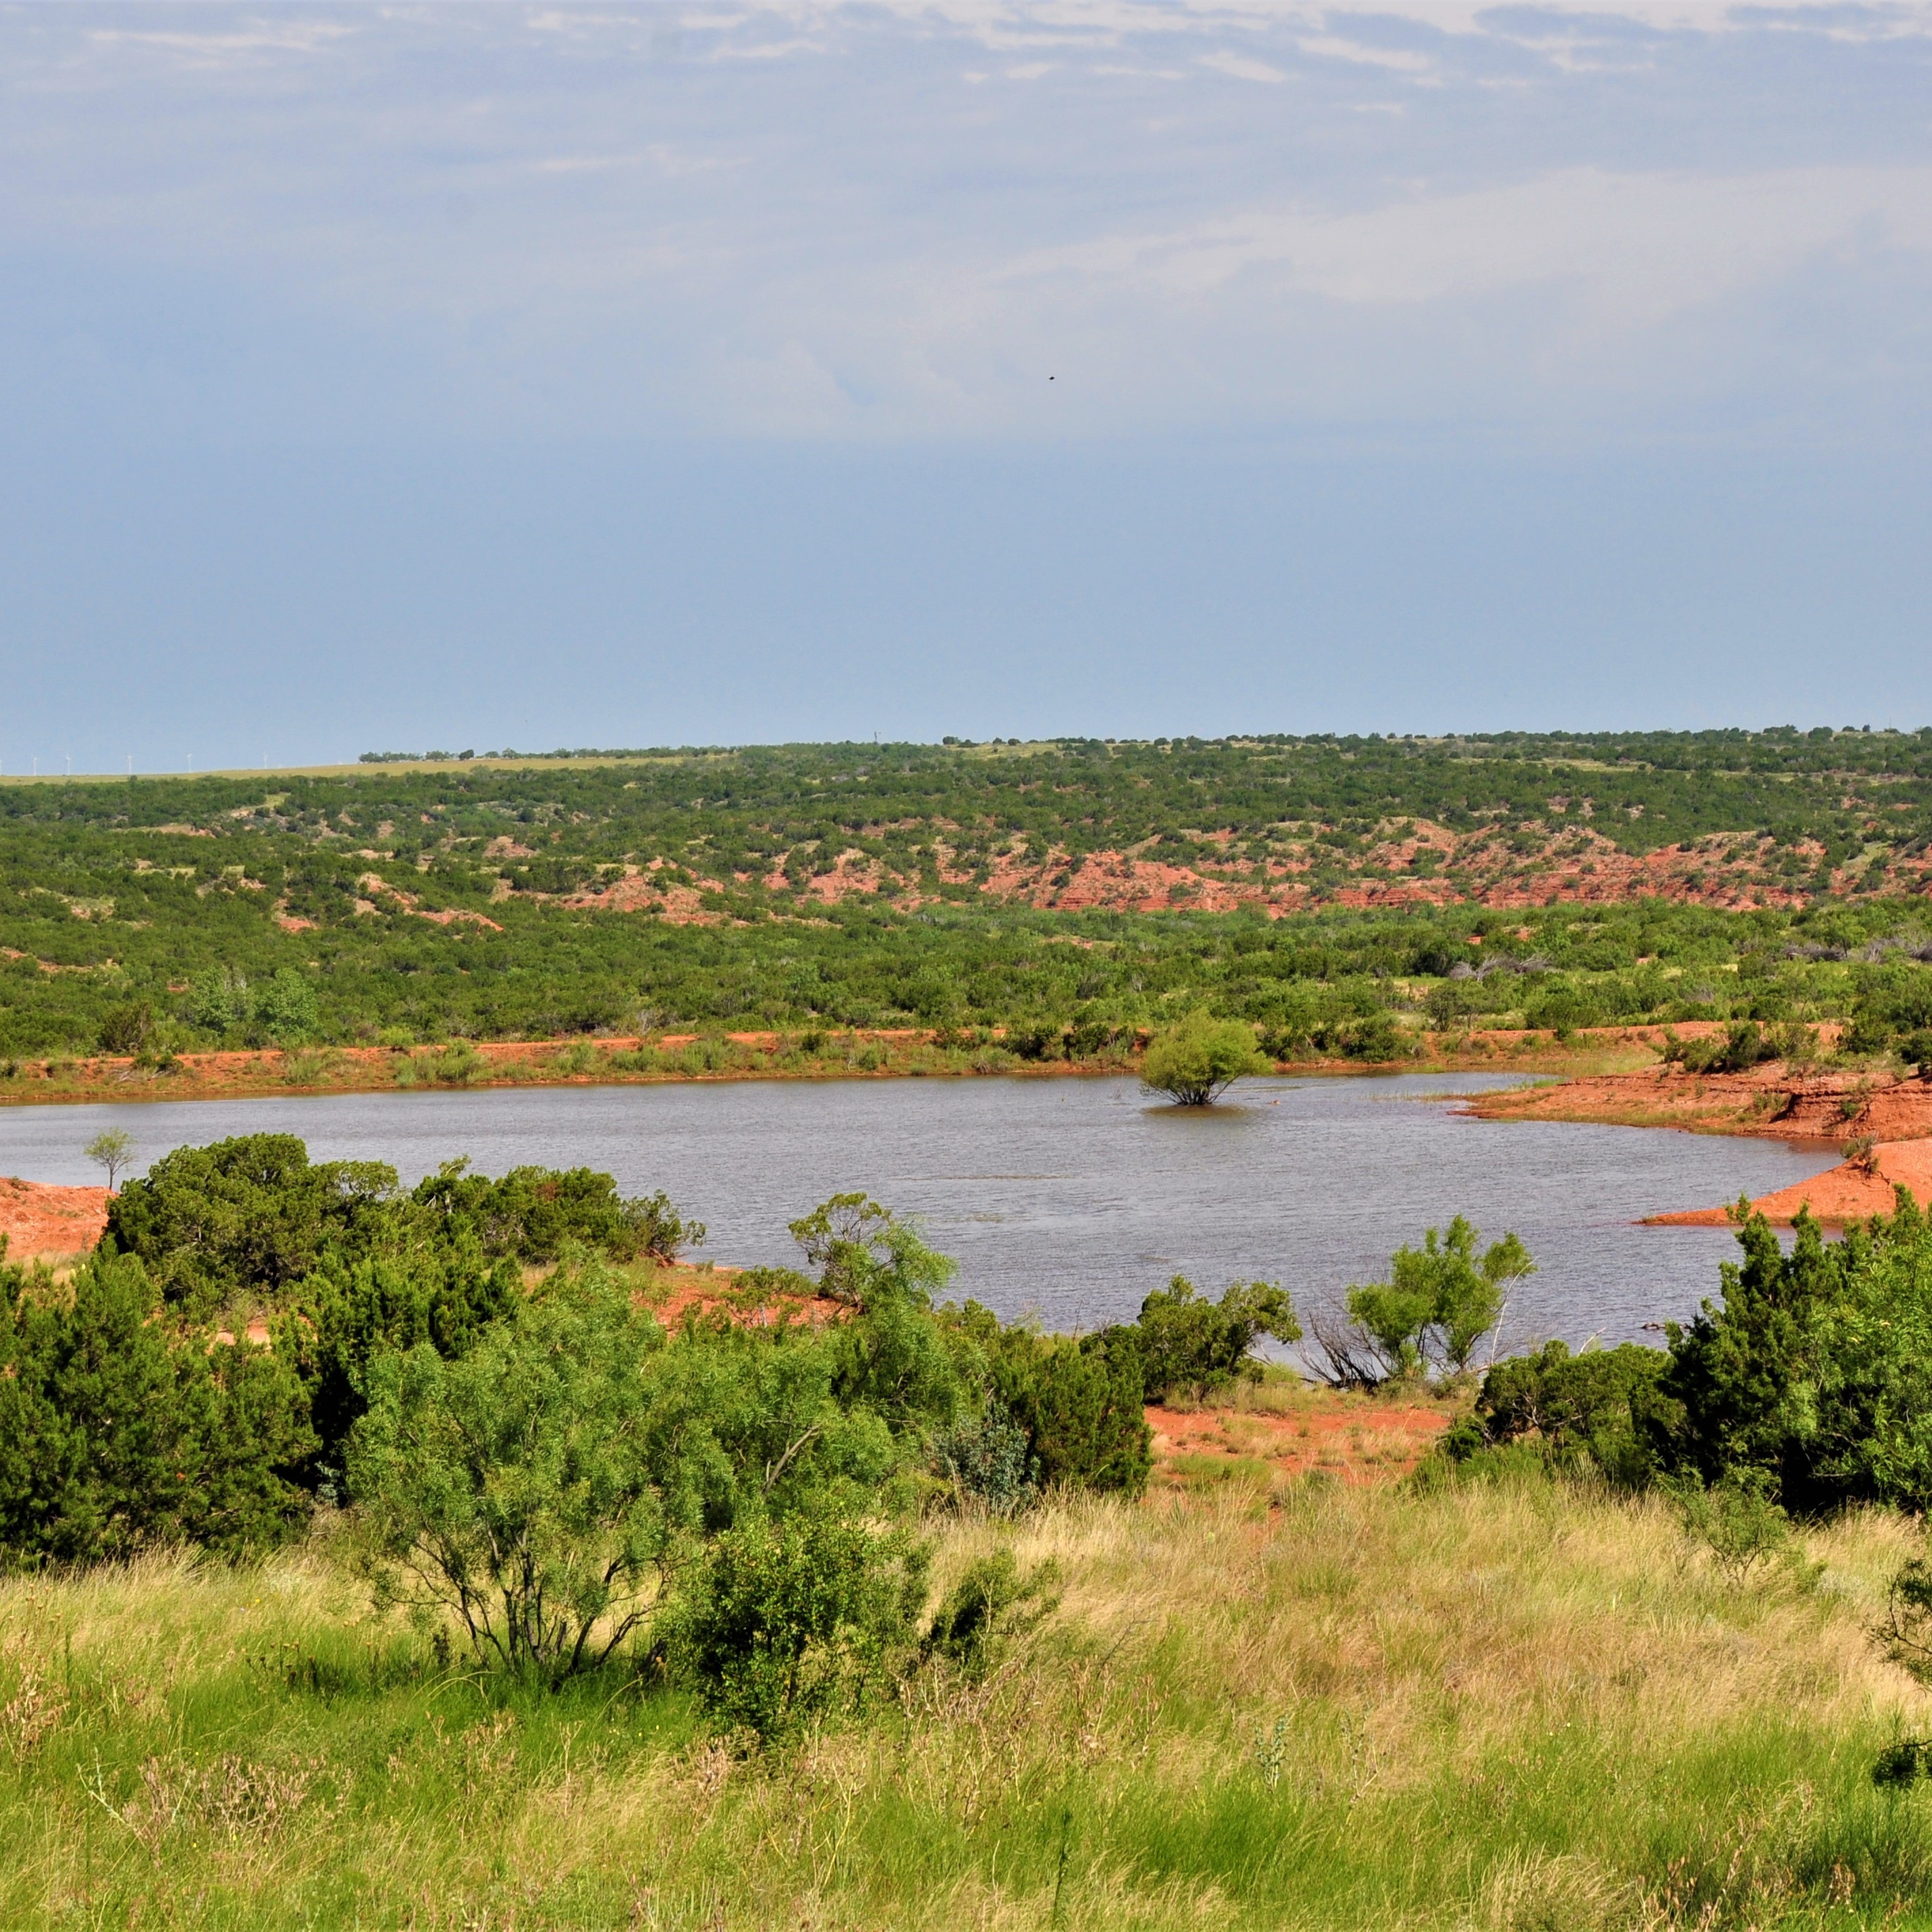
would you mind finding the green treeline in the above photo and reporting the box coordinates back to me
[2,732,1931,1058]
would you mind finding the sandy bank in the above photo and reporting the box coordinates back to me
[1465,1059,1932,1146]
[1646,1137,1932,1228]
[0,1175,110,1262]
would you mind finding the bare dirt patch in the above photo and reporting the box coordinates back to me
[619,818,1887,917]
[1464,1051,1932,1148]
[1148,1387,1450,1491]
[636,1261,847,1331]
[0,1175,110,1262]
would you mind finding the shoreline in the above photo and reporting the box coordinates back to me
[1643,1136,1932,1228]
[8,1036,1923,1262]
[1463,1058,1932,1148]
[1463,1056,1932,1227]
[0,1021,1717,1111]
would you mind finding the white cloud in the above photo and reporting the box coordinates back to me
[1198,50,1289,80]
[80,19,361,65]
[996,166,1932,318]
[1294,33,1434,73]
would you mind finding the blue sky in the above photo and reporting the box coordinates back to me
[3,1,1930,768]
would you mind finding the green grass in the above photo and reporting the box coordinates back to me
[5,1476,1932,1929]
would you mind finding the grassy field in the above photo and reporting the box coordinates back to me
[5,1462,1931,1930]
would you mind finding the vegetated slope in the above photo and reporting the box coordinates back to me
[2,729,1931,1055]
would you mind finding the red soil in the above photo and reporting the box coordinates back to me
[642,1262,847,1331]
[1464,1050,1932,1149]
[600,818,1925,918]
[565,860,723,925]
[354,873,505,931]
[1648,1138,1932,1228]
[1146,1397,1448,1490]
[212,1321,273,1346]
[0,1175,111,1262]
[0,949,111,976]
[452,817,1932,922]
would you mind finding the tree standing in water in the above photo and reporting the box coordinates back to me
[1139,1013,1271,1106]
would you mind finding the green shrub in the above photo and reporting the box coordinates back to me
[0,1247,314,1568]
[1844,964,1932,1057]
[1876,1556,1932,1687]
[183,966,321,1045]
[1140,1013,1269,1105]
[676,1501,929,1740]
[1525,986,1605,1034]
[187,966,251,1034]
[346,1269,674,1681]
[1006,1021,1066,1061]
[1065,1015,1124,1059]
[411,1159,704,1264]
[287,1243,520,1480]
[788,1193,955,1312]
[428,1040,481,1085]
[990,1334,1150,1497]
[95,999,154,1055]
[342,1204,967,1686]
[921,1548,1059,1681]
[109,1137,705,1327]
[1660,1020,1785,1074]
[1666,1468,1796,1582]
[1648,1195,1932,1514]
[1475,1338,1664,1485]
[1329,1011,1412,1062]
[1089,1275,1299,1404]
[1341,1217,1535,1378]
[248,968,322,1045]
[934,1397,1038,1513]
[105,1135,401,1317]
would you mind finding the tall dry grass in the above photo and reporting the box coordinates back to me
[2,1470,1929,1929]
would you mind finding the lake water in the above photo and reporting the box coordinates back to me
[0,1073,1839,1349]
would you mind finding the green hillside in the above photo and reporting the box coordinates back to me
[2,732,1929,1058]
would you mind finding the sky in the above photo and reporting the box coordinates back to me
[3,0,1931,769]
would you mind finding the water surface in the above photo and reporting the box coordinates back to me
[0,1073,1838,1347]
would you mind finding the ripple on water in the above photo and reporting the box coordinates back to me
[0,1072,1838,1345]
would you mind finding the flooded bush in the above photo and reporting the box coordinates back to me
[1140,1013,1269,1104]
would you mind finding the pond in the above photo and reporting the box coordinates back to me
[0,1072,1839,1349]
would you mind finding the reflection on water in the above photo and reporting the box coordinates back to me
[0,1074,1838,1346]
